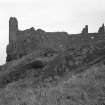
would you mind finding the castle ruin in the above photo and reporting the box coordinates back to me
[6,17,105,62]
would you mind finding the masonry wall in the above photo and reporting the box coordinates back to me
[6,17,105,62]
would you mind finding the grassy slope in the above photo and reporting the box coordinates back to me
[0,62,105,105]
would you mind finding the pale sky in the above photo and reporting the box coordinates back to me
[0,0,105,65]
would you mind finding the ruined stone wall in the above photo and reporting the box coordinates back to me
[6,17,70,61]
[6,17,105,62]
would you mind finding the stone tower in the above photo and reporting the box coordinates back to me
[6,17,18,62]
[9,17,18,44]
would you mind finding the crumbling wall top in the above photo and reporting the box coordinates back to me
[98,24,105,33]
[81,25,88,34]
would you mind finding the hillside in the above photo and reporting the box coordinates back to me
[0,36,105,104]
[0,62,105,105]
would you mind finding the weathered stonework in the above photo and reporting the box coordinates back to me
[98,24,105,34]
[6,17,105,62]
[81,25,88,34]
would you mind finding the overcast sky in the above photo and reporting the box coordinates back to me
[0,0,105,65]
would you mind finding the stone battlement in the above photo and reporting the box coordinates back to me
[6,17,105,62]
